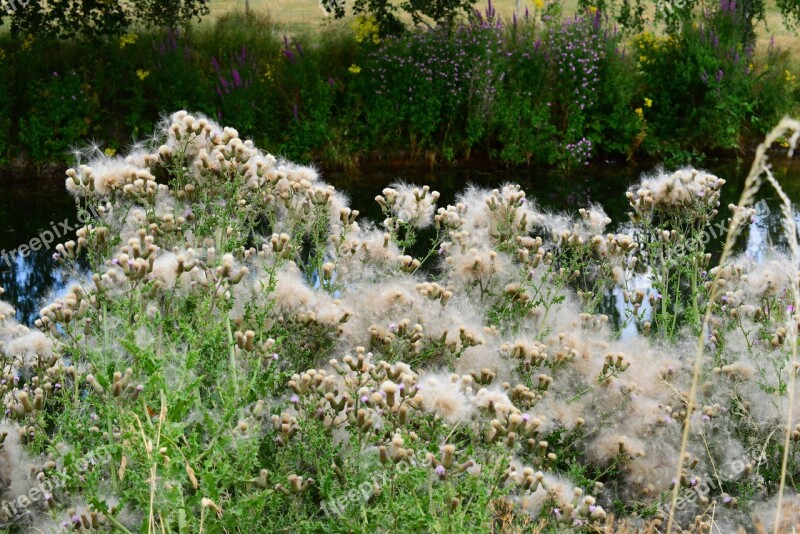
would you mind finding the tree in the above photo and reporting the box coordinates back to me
[577,0,648,34]
[402,0,479,29]
[320,0,477,35]
[581,0,800,46]
[0,0,210,40]
[321,0,404,35]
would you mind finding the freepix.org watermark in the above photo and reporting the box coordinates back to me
[660,446,767,517]
[0,205,101,269]
[1,442,116,524]
[0,477,65,522]
[1,0,30,14]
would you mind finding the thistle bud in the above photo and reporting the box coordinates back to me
[441,445,455,469]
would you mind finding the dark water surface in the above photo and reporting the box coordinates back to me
[1,158,799,325]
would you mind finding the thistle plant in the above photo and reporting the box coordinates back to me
[625,168,726,339]
[2,112,800,533]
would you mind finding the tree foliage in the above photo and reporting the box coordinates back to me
[0,0,210,39]
[580,0,800,45]
[320,0,478,35]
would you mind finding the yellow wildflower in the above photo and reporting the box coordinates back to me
[136,69,150,81]
[535,0,544,8]
[348,64,362,75]
[21,34,34,51]
[635,108,644,120]
[351,15,380,45]
[104,148,117,157]
[644,97,652,108]
[588,6,597,14]
[119,33,138,49]
[785,70,796,82]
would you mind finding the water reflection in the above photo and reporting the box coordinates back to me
[1,159,798,328]
[0,175,84,324]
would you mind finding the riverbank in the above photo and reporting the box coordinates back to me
[0,5,798,170]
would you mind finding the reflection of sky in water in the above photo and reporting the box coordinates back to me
[0,175,85,325]
[743,200,789,262]
[612,273,655,340]
[0,246,88,325]
[0,252,86,324]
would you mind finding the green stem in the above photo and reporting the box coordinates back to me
[226,316,238,396]
[670,272,682,339]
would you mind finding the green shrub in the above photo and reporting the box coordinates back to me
[18,70,96,163]
[0,5,797,167]
[633,5,796,163]
[491,20,558,164]
[363,9,506,161]
[1,0,210,40]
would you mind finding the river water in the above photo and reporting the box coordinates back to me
[1,158,798,327]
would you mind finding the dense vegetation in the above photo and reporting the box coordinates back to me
[0,1,798,168]
[1,111,800,532]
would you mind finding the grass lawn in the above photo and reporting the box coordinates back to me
[207,0,798,54]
